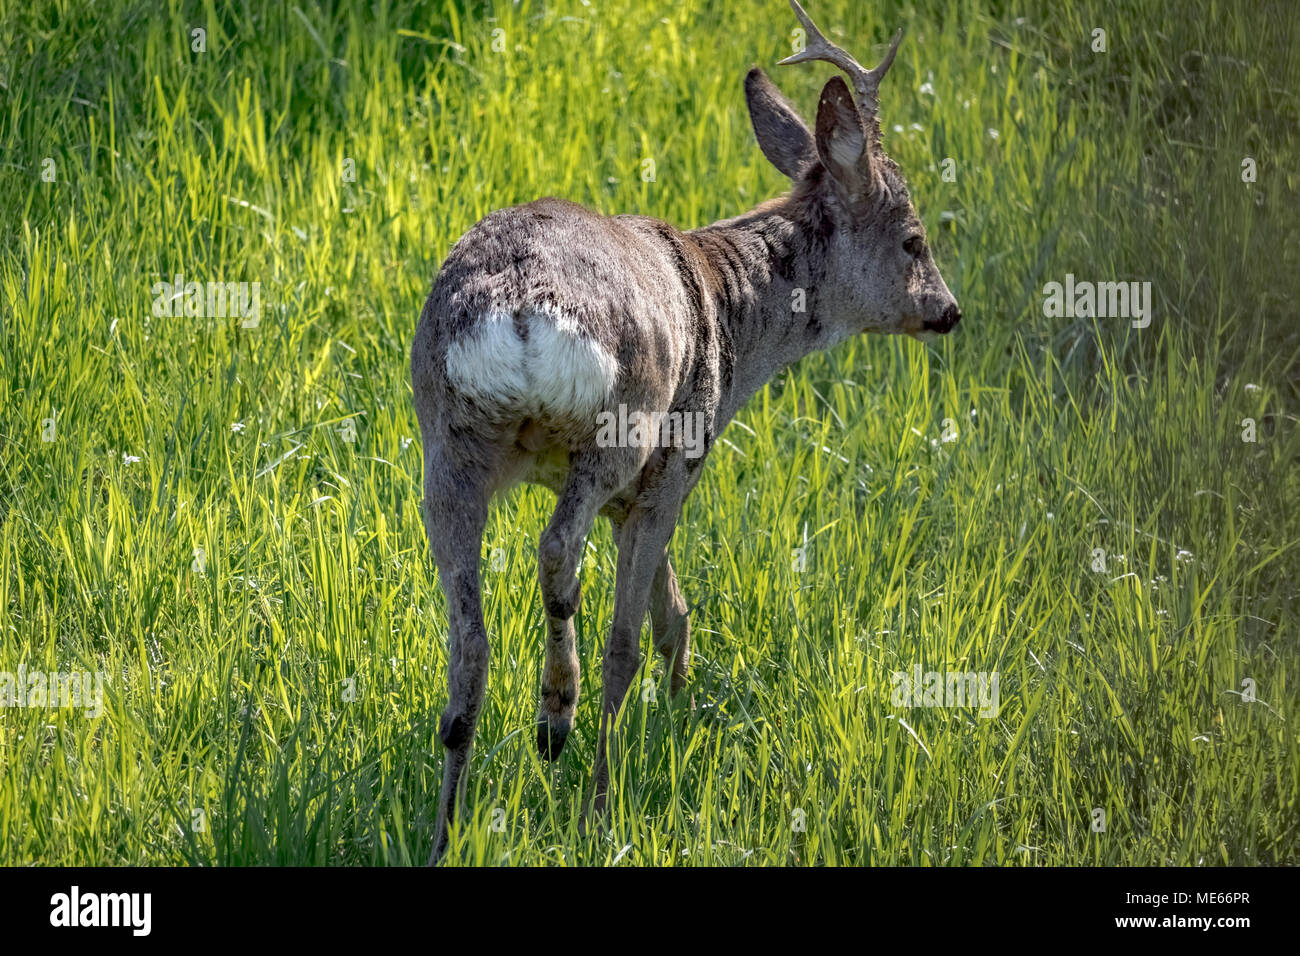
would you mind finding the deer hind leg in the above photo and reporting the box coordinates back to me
[422,457,491,865]
[650,553,691,698]
[589,457,687,818]
[536,451,640,760]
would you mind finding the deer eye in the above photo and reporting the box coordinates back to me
[904,235,926,257]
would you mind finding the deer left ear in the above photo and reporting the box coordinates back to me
[745,67,816,179]
[814,75,877,199]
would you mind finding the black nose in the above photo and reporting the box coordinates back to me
[925,304,961,334]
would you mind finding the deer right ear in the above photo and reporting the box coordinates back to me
[814,75,876,199]
[745,67,815,179]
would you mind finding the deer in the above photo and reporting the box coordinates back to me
[411,0,961,862]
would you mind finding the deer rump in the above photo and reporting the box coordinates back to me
[425,197,697,436]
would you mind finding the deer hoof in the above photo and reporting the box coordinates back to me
[536,716,571,760]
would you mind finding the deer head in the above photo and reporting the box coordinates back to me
[746,0,960,338]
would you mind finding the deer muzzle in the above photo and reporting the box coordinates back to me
[924,302,962,334]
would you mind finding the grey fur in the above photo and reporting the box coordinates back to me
[412,2,960,863]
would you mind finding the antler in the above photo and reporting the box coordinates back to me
[777,0,903,116]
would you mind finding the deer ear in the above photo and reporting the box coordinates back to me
[745,67,815,179]
[814,75,876,198]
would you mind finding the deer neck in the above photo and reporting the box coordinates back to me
[688,194,834,427]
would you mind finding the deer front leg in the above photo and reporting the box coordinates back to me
[589,470,685,819]
[650,553,691,698]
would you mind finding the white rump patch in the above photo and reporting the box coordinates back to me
[445,306,617,422]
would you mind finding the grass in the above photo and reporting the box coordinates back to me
[0,0,1296,865]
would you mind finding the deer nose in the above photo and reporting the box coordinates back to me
[925,304,961,334]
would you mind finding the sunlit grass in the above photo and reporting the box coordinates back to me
[0,0,1296,865]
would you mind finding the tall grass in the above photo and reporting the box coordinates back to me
[0,0,1296,865]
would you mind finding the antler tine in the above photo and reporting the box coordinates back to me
[776,0,866,80]
[777,0,904,113]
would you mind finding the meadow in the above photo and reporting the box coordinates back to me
[0,0,1296,865]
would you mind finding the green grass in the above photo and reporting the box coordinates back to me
[1,0,1297,865]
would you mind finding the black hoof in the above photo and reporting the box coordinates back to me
[536,716,571,760]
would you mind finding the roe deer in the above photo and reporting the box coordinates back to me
[411,0,961,862]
